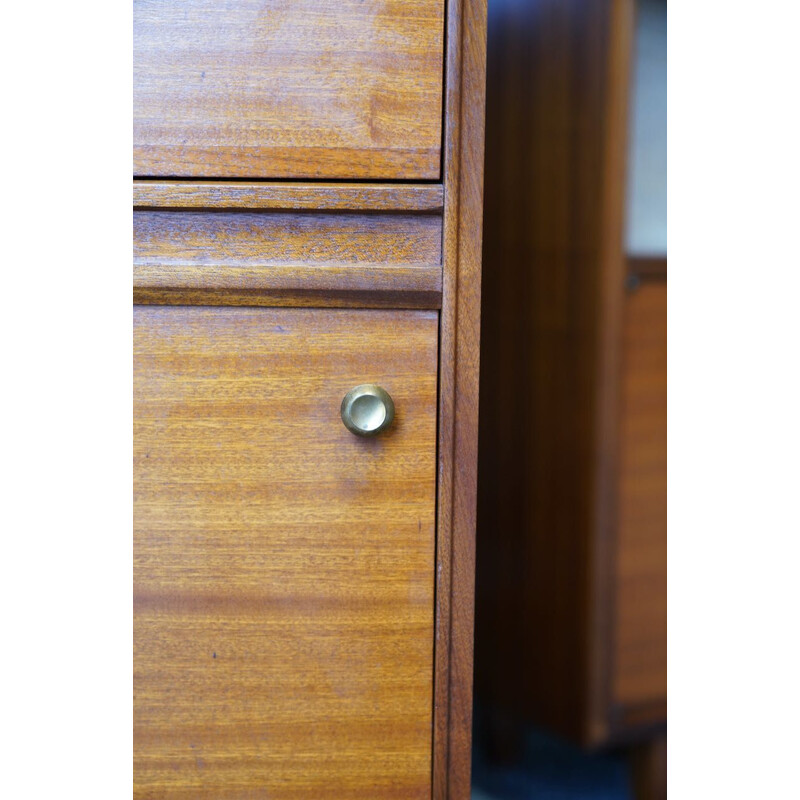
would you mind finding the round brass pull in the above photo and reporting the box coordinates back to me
[341,384,395,437]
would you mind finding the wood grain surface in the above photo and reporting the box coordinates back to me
[432,0,487,795]
[473,0,659,750]
[133,306,439,799]
[133,286,442,310]
[133,209,442,307]
[134,182,444,212]
[614,281,667,710]
[591,0,637,745]
[133,0,445,179]
[474,0,616,744]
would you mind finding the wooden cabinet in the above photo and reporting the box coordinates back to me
[133,1,487,797]
[474,0,666,757]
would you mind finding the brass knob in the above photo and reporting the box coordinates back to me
[341,384,395,437]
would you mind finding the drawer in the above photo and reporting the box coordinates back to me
[133,0,445,179]
[132,207,443,308]
[133,306,438,799]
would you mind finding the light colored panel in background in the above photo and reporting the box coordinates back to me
[626,0,667,255]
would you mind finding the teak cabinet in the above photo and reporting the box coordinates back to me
[133,1,487,799]
[474,0,666,758]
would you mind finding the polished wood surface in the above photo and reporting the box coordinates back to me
[134,306,439,799]
[475,0,621,745]
[134,280,441,310]
[133,208,442,308]
[614,281,667,710]
[134,284,441,311]
[474,0,665,752]
[432,0,487,795]
[132,1,488,795]
[134,182,444,212]
[592,0,637,744]
[133,0,444,179]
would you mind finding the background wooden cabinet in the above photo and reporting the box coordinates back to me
[473,0,666,774]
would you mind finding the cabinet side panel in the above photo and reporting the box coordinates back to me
[434,0,487,795]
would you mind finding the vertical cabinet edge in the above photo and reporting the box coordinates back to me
[434,0,488,797]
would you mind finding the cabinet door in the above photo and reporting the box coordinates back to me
[133,0,444,179]
[133,307,438,799]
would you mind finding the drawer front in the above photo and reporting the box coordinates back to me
[133,0,445,179]
[133,307,438,799]
[132,207,443,308]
